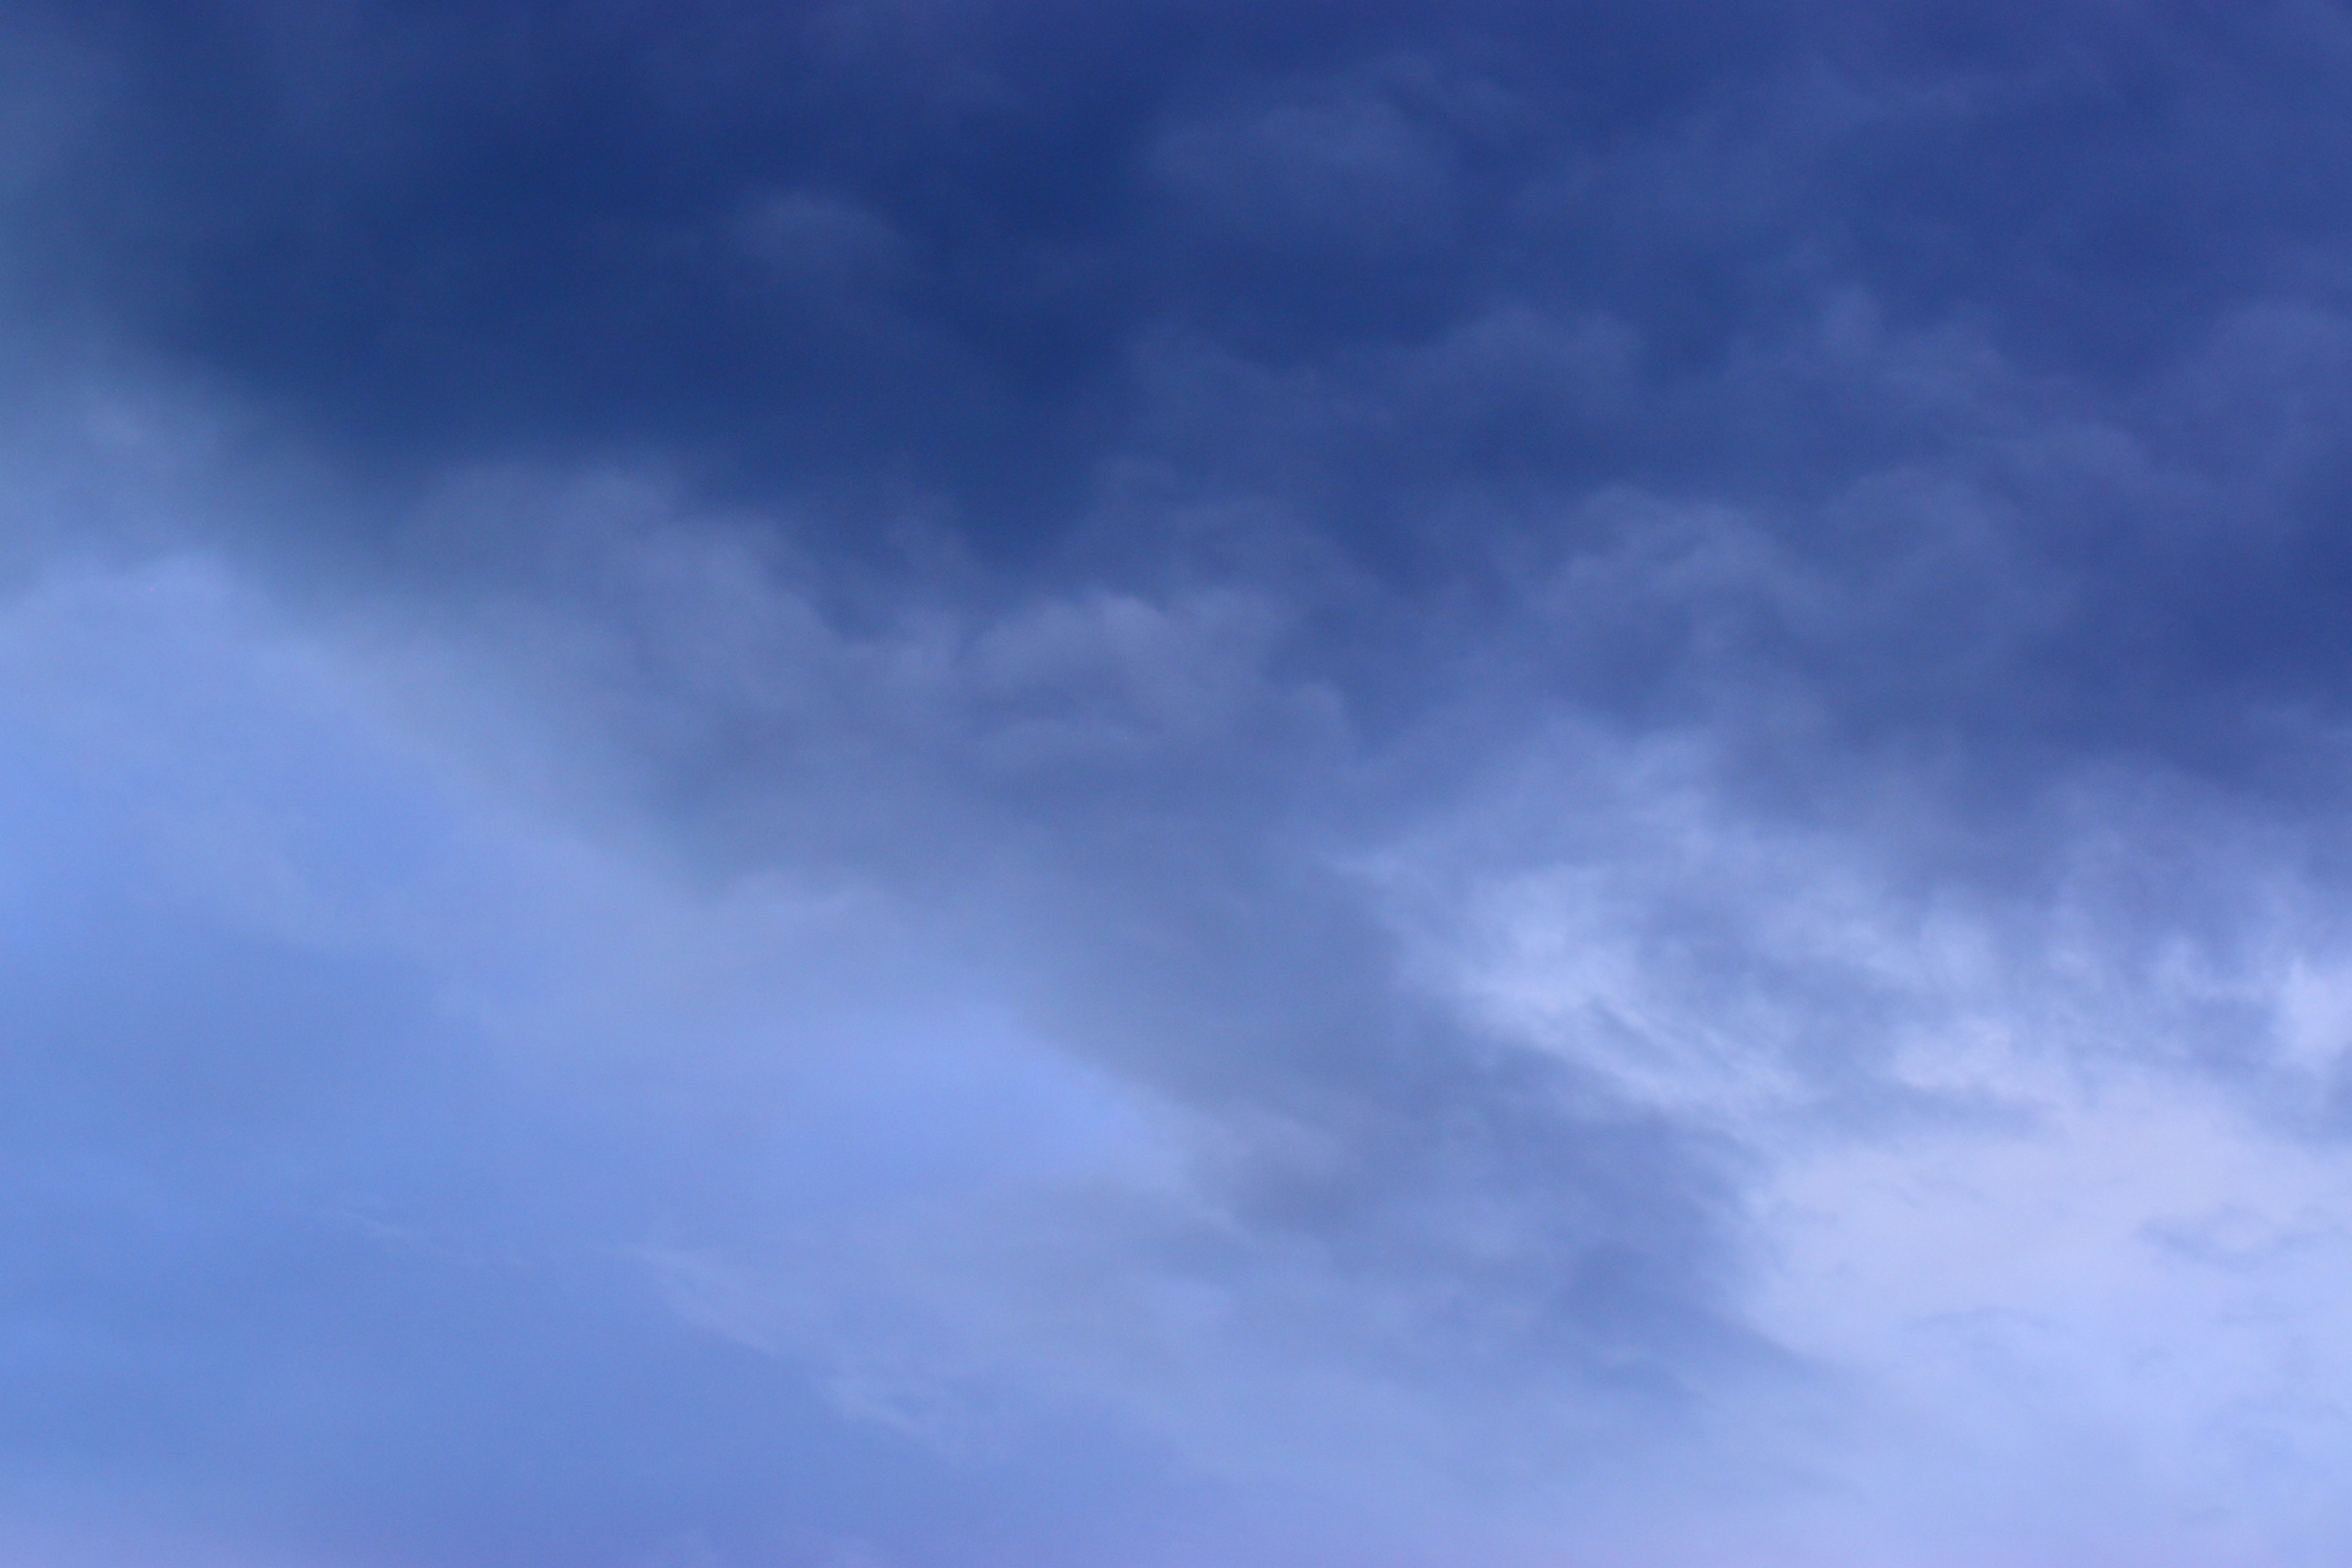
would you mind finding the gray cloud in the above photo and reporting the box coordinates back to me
[13,2,2352,1565]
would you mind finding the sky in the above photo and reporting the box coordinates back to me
[8,1,2352,1563]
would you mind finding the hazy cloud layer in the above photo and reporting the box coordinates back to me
[10,3,2352,1565]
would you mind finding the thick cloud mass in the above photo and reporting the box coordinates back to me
[10,3,2352,1564]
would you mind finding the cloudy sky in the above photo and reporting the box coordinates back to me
[10,2,2352,1563]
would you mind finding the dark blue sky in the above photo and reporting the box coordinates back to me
[9,4,2352,1564]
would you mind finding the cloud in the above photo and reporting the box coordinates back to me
[13,2,2352,1564]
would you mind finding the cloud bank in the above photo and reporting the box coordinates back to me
[9,2,2352,1564]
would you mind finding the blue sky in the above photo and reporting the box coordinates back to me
[9,2,2352,1563]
